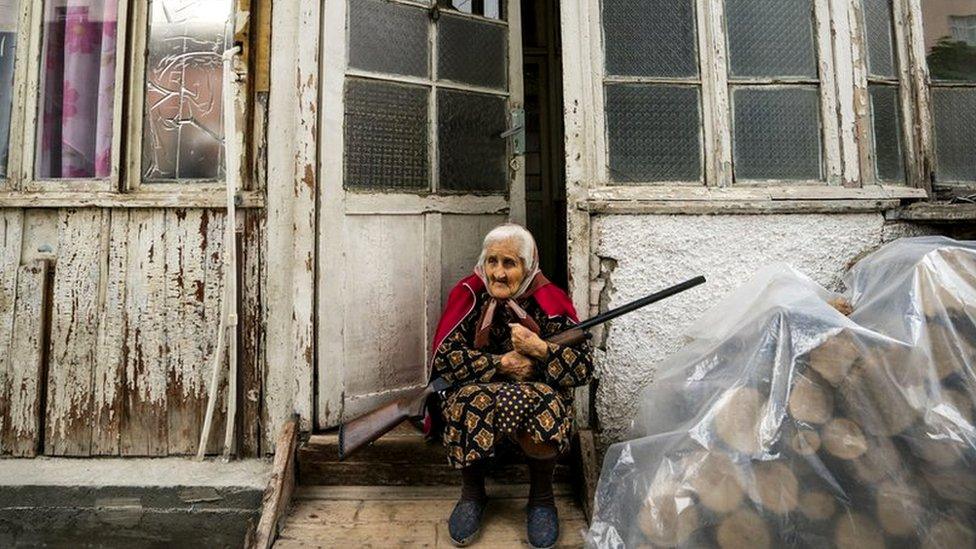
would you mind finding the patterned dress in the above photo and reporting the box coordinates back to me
[433,291,594,469]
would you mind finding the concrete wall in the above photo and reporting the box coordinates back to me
[589,213,936,445]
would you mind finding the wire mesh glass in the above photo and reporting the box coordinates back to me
[0,3,19,180]
[344,78,430,190]
[869,85,904,182]
[861,0,896,78]
[438,13,507,90]
[732,87,822,180]
[602,0,699,78]
[931,87,976,182]
[437,89,507,192]
[726,0,817,78]
[605,84,702,182]
[348,0,429,79]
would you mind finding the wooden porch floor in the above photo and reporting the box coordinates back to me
[273,427,589,547]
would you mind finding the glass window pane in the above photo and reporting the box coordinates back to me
[727,0,817,78]
[868,85,904,181]
[345,78,429,190]
[931,88,976,182]
[921,3,976,82]
[447,0,503,20]
[0,2,20,179]
[438,14,507,89]
[437,89,507,192]
[605,84,702,182]
[349,0,429,78]
[36,0,118,179]
[861,0,896,78]
[141,0,234,182]
[602,0,699,78]
[733,87,822,180]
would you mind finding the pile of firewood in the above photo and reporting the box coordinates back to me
[630,247,975,549]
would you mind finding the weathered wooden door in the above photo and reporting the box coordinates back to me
[317,0,524,427]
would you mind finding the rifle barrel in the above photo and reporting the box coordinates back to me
[573,276,706,332]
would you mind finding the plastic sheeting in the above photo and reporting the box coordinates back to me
[586,237,976,548]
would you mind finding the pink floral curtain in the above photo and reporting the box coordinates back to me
[37,0,117,179]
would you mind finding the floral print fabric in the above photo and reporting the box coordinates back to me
[37,0,117,179]
[433,290,594,469]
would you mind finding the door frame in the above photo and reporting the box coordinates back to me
[316,0,526,428]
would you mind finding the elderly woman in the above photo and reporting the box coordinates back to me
[429,224,594,548]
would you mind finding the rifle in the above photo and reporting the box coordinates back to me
[338,275,706,460]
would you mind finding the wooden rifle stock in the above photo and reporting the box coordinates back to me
[338,276,706,460]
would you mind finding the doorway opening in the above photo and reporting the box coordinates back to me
[521,0,567,289]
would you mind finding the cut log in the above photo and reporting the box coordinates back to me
[828,297,854,316]
[749,461,799,515]
[807,329,859,386]
[834,513,885,549]
[788,373,833,424]
[789,428,821,456]
[911,435,965,468]
[713,387,762,454]
[926,323,973,381]
[686,452,744,513]
[822,418,868,460]
[850,436,904,484]
[716,508,770,549]
[637,481,700,547]
[921,517,976,549]
[875,480,925,537]
[837,351,920,437]
[943,388,975,425]
[799,491,836,521]
[922,468,976,506]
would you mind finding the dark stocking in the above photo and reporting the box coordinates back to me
[460,461,487,503]
[527,456,556,508]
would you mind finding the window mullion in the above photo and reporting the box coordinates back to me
[430,10,439,193]
[816,0,845,186]
[904,0,934,192]
[17,0,44,188]
[2,0,32,191]
[124,0,148,193]
[701,0,732,187]
[891,0,920,188]
[848,0,877,187]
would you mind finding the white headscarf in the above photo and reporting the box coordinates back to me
[474,223,540,299]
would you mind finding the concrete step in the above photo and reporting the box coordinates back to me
[275,484,588,548]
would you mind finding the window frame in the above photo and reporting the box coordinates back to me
[340,0,515,196]
[0,0,260,204]
[596,0,844,187]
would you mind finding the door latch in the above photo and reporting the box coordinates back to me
[499,108,525,156]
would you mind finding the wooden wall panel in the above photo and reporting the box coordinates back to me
[120,210,169,456]
[165,209,210,454]
[90,210,128,455]
[2,261,49,456]
[0,211,26,456]
[202,211,229,455]
[240,210,266,456]
[45,209,105,456]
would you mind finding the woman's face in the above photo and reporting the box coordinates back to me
[484,239,525,299]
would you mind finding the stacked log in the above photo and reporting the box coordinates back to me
[628,266,976,548]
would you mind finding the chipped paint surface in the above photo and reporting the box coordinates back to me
[590,213,917,446]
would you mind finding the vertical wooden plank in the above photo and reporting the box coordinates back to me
[203,210,229,455]
[3,261,49,456]
[240,210,265,457]
[164,209,209,455]
[0,210,24,454]
[120,210,168,456]
[45,208,104,456]
[91,209,127,455]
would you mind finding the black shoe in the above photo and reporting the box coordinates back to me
[448,499,486,547]
[526,504,559,549]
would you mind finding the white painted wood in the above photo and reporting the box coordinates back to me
[316,0,525,428]
[834,0,863,187]
[3,260,47,456]
[1,0,32,191]
[814,0,843,185]
[702,0,732,187]
[0,210,24,452]
[905,0,935,192]
[891,0,920,187]
[0,190,265,209]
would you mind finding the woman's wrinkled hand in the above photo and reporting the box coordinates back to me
[499,351,535,381]
[510,323,549,360]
